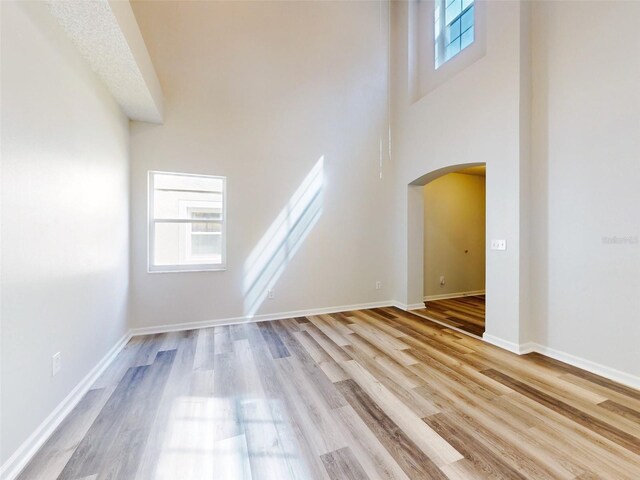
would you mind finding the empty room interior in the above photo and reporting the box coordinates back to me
[1,0,639,479]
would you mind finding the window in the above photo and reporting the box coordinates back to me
[148,171,226,272]
[435,0,475,69]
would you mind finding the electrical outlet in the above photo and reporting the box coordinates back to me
[267,289,275,299]
[491,239,507,251]
[440,276,445,286]
[375,281,382,290]
[52,352,61,377]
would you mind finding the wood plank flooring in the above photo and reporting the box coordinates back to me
[18,307,640,479]
[414,296,485,337]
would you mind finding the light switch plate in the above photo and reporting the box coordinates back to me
[491,239,507,251]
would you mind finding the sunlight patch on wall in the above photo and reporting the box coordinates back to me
[243,157,324,317]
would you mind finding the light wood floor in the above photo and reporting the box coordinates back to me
[19,307,640,479]
[415,296,485,337]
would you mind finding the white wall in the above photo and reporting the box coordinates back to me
[530,1,640,380]
[391,1,531,344]
[128,0,393,328]
[423,172,485,298]
[0,0,130,466]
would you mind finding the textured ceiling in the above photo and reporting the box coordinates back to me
[47,0,163,123]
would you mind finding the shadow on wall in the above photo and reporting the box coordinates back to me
[243,156,325,317]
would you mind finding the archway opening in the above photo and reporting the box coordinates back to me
[407,162,487,338]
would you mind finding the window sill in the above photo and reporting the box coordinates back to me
[147,264,227,273]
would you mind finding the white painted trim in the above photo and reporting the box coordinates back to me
[481,337,639,390]
[530,343,640,390]
[406,303,427,311]
[482,334,530,354]
[147,171,227,274]
[0,331,133,480]
[423,290,485,302]
[130,300,395,336]
[391,300,409,310]
[518,342,537,355]
[390,301,425,311]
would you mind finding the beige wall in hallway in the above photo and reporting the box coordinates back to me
[423,172,485,299]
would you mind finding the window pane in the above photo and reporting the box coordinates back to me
[192,220,222,233]
[447,18,461,42]
[191,234,221,258]
[461,6,474,32]
[189,209,222,232]
[150,171,226,270]
[445,38,460,61]
[154,190,222,219]
[191,211,220,220]
[152,172,224,220]
[153,222,222,266]
[462,0,474,10]
[154,173,223,193]
[445,0,461,24]
[461,26,474,50]
[153,222,183,266]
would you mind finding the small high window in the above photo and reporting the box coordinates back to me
[148,171,226,272]
[435,0,475,68]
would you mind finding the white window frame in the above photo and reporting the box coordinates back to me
[411,0,486,100]
[435,0,475,69]
[148,171,227,273]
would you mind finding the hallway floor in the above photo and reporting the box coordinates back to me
[414,295,485,337]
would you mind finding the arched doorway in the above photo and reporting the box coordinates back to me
[406,162,487,338]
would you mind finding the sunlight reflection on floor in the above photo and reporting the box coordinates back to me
[154,395,306,480]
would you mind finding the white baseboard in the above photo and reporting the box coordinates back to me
[482,336,639,390]
[407,303,426,311]
[130,300,395,336]
[391,301,425,311]
[0,331,132,480]
[482,334,534,354]
[391,301,410,310]
[530,343,640,390]
[423,290,485,302]
[518,342,537,355]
